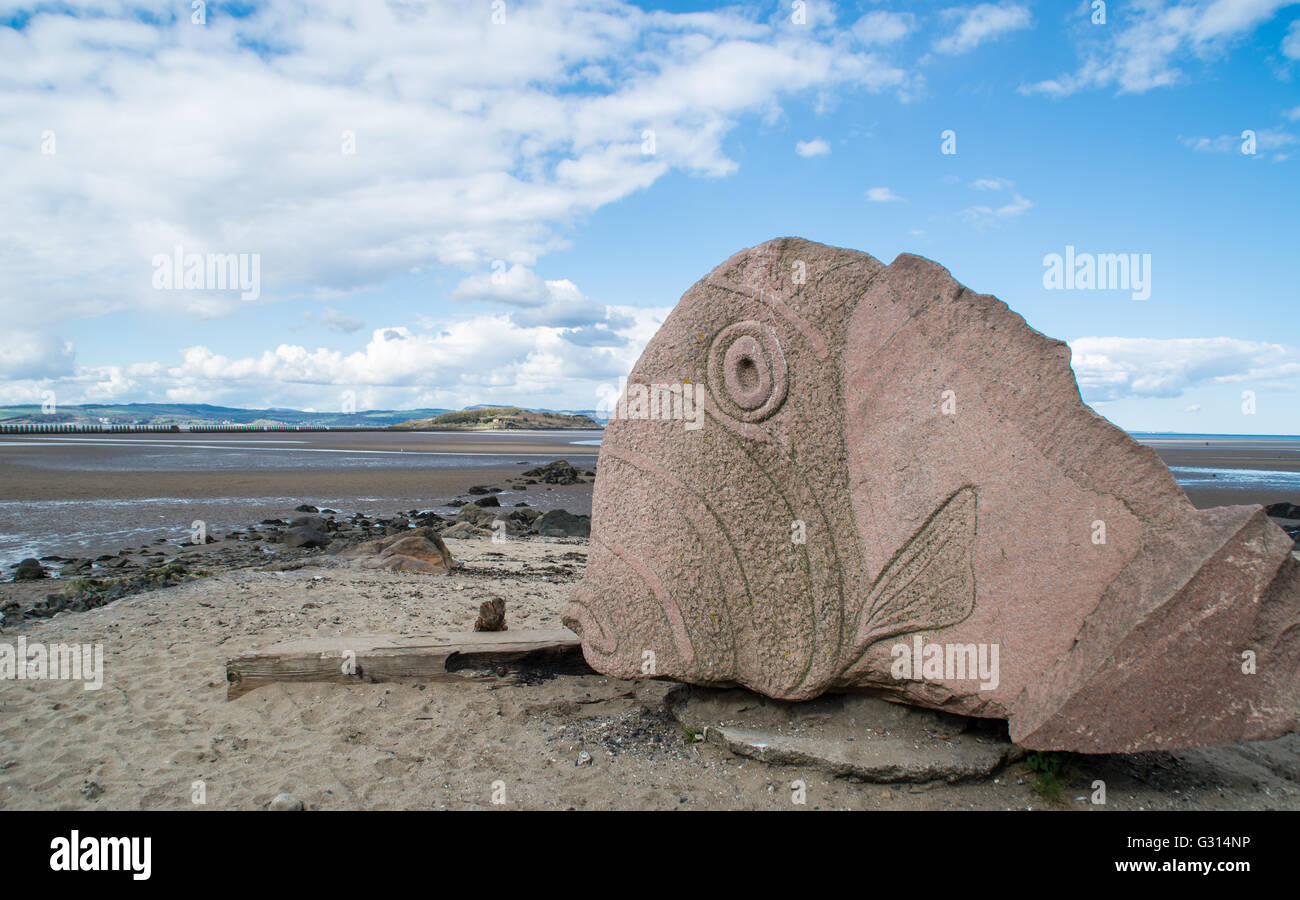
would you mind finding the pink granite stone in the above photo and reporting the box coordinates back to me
[562,237,1300,753]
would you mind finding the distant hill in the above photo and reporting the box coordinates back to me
[0,402,602,429]
[392,407,600,430]
[0,402,453,428]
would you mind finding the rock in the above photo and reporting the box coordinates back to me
[269,791,304,811]
[467,485,501,495]
[456,503,494,526]
[535,509,590,538]
[283,526,331,549]
[289,514,330,532]
[474,597,507,632]
[339,527,456,574]
[441,522,490,539]
[14,558,45,580]
[563,237,1300,754]
[521,460,581,484]
[576,751,593,766]
[295,504,319,512]
[485,507,541,536]
[80,780,104,800]
[670,686,1022,783]
[1265,502,1300,520]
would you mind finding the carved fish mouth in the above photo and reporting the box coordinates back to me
[561,588,617,657]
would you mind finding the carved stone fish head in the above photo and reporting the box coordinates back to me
[564,238,1300,753]
[563,238,977,700]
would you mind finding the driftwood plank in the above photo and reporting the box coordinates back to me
[225,629,584,699]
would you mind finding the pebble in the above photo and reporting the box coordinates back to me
[576,751,593,766]
[269,791,304,811]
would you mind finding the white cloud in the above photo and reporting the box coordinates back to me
[958,178,1033,226]
[0,0,910,338]
[0,302,673,411]
[1022,0,1298,96]
[1069,336,1300,402]
[1282,16,1300,58]
[866,186,905,202]
[795,138,831,157]
[933,3,1031,55]
[452,265,608,327]
[0,331,76,379]
[852,11,916,46]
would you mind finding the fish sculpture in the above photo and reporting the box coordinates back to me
[563,238,1300,753]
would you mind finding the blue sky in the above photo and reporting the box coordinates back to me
[1,0,1297,432]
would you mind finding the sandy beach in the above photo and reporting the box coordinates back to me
[1,528,1298,811]
[1,433,1298,810]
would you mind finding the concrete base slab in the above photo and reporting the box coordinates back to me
[668,686,1025,783]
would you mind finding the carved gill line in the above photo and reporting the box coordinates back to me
[704,280,831,359]
[714,410,851,692]
[594,530,695,667]
[601,453,740,674]
[602,446,752,673]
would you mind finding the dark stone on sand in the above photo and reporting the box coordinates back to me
[521,460,581,485]
[14,558,45,580]
[295,504,319,512]
[476,495,500,508]
[283,526,332,549]
[535,509,590,537]
[1265,502,1300,520]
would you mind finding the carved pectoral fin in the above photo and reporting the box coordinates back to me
[852,486,977,655]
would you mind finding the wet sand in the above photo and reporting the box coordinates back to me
[1140,436,1300,509]
[0,431,598,560]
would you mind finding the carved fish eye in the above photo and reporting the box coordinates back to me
[708,320,788,422]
